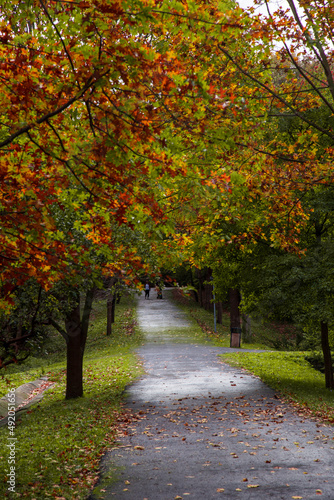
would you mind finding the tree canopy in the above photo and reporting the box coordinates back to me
[2,0,334,392]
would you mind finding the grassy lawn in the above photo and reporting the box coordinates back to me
[221,351,334,423]
[170,288,271,350]
[0,293,144,499]
[172,288,334,424]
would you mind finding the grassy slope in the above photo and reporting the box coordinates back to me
[172,289,334,424]
[0,293,144,499]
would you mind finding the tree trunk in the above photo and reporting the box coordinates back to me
[65,288,94,399]
[66,328,84,399]
[107,293,117,336]
[242,314,252,342]
[217,302,223,325]
[190,270,199,302]
[320,321,334,389]
[107,277,117,336]
[111,294,116,323]
[229,288,241,348]
[107,293,113,336]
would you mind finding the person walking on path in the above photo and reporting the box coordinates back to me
[155,282,163,299]
[144,282,150,299]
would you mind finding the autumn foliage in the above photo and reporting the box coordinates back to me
[1,0,334,390]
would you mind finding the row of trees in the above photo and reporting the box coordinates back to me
[1,0,334,395]
[1,0,234,397]
[168,0,334,388]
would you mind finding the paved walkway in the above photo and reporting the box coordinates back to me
[90,290,334,500]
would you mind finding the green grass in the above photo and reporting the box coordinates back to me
[170,288,271,350]
[220,351,334,423]
[172,288,334,424]
[0,293,144,499]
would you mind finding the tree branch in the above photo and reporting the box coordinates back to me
[49,318,70,343]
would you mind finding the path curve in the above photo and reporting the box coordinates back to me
[91,290,334,500]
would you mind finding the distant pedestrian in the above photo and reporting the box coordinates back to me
[144,282,150,299]
[155,283,163,299]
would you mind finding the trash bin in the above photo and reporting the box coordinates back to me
[230,327,241,348]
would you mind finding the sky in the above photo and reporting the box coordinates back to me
[237,0,295,16]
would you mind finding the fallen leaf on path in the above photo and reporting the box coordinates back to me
[217,488,225,492]
[134,445,145,450]
[247,484,259,488]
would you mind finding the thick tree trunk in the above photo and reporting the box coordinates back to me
[320,321,334,389]
[65,288,94,399]
[66,329,84,399]
[229,288,241,348]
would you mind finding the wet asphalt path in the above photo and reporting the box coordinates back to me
[91,290,334,500]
